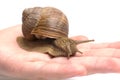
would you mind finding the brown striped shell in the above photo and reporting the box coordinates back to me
[22,7,69,40]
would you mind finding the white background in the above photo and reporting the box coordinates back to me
[0,0,120,80]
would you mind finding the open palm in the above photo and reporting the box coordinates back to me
[0,25,120,80]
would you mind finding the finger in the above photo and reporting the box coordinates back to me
[70,57,120,74]
[70,35,88,41]
[108,41,120,49]
[78,48,120,58]
[89,42,120,49]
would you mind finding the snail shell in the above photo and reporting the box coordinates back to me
[22,7,68,40]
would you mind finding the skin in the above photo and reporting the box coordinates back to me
[0,25,120,80]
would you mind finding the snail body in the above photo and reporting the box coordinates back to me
[22,7,94,58]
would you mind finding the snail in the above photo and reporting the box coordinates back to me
[22,7,94,58]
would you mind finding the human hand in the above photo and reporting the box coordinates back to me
[0,25,88,80]
[0,25,120,80]
[77,38,120,74]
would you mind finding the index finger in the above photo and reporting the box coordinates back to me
[90,42,120,49]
